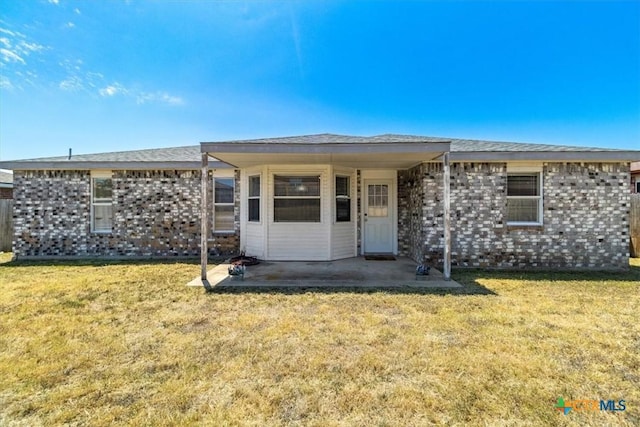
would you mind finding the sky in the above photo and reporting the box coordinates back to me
[0,0,639,162]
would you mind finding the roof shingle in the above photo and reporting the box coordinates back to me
[0,133,636,168]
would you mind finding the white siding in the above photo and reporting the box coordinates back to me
[268,223,328,260]
[244,223,264,258]
[266,166,330,260]
[331,222,355,259]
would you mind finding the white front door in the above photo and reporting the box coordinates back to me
[363,179,395,253]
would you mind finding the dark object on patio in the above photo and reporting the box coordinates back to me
[416,264,430,276]
[228,263,246,280]
[364,254,396,261]
[229,252,260,266]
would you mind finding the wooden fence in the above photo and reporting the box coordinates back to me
[0,199,13,252]
[631,194,640,258]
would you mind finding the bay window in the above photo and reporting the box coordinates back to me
[248,175,260,222]
[335,175,351,222]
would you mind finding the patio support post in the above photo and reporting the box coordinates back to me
[443,152,451,281]
[201,153,209,281]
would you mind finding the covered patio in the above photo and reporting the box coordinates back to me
[198,134,454,285]
[187,257,462,289]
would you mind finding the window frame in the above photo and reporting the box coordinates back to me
[506,172,543,226]
[248,174,261,223]
[213,176,235,233]
[273,174,322,223]
[91,172,113,234]
[335,175,351,223]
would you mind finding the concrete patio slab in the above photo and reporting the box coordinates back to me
[186,257,462,289]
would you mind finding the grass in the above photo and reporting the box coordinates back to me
[0,253,638,426]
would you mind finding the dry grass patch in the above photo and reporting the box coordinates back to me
[0,255,638,426]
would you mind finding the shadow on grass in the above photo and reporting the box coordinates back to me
[453,262,640,286]
[0,257,205,268]
[203,262,640,296]
[204,280,497,296]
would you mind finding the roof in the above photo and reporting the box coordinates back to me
[204,133,623,152]
[203,133,449,144]
[0,133,638,170]
[0,145,213,170]
[14,145,201,163]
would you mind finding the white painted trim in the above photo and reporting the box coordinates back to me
[211,169,235,178]
[90,170,112,178]
[361,169,397,180]
[507,163,543,173]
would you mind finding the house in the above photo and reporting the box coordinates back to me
[0,170,13,199]
[632,161,640,193]
[0,134,638,278]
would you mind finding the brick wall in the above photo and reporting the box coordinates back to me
[13,170,239,258]
[399,162,630,269]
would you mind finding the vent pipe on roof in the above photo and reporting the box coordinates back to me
[68,148,72,160]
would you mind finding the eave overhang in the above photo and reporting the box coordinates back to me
[200,141,451,169]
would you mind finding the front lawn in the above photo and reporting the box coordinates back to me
[1,255,638,426]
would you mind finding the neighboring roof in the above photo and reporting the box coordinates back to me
[0,170,13,187]
[0,133,638,170]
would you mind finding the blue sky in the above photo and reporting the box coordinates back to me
[0,0,639,161]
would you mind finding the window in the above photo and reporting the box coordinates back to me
[248,175,260,222]
[92,176,113,232]
[507,173,542,224]
[274,175,321,222]
[214,178,235,232]
[636,180,640,193]
[368,184,389,217]
[335,176,351,222]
